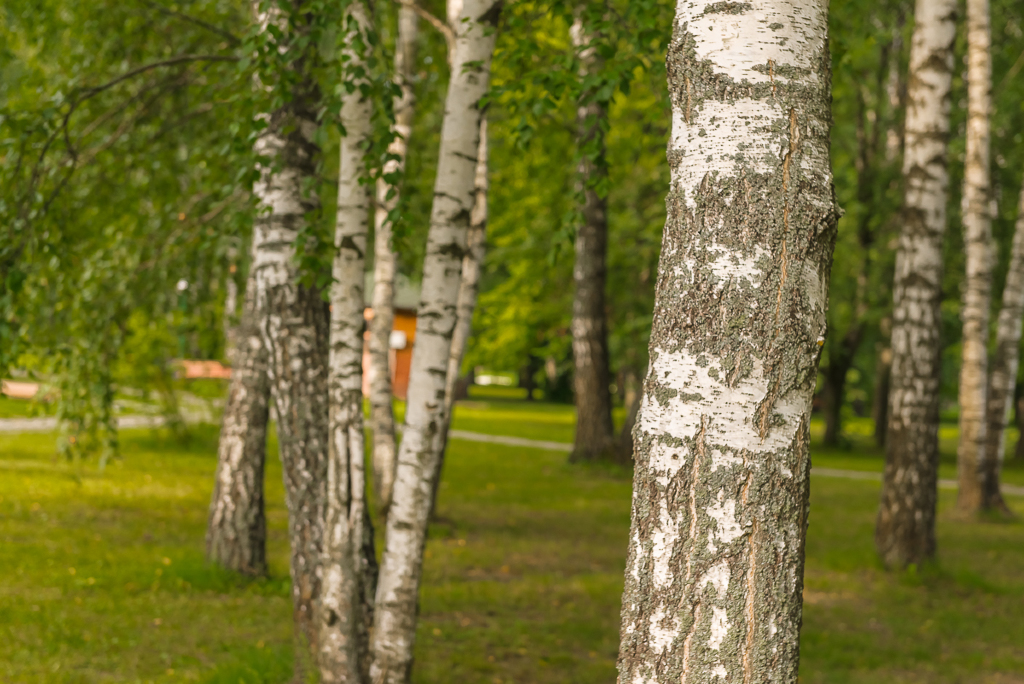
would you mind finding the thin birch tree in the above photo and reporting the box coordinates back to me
[368,1,501,681]
[318,2,379,680]
[875,0,957,567]
[433,117,489,514]
[616,1,839,681]
[369,5,419,514]
[956,0,994,515]
[982,179,1024,514]
[569,12,614,463]
[206,271,270,576]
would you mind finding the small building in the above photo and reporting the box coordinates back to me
[362,273,421,400]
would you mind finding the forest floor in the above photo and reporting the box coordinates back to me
[1,386,1023,683]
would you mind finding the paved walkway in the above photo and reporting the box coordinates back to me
[3,416,1023,497]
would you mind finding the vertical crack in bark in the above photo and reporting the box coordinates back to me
[745,520,761,679]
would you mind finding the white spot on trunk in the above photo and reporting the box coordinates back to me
[639,350,806,453]
[652,500,682,587]
[649,606,680,654]
[670,100,783,209]
[705,559,730,597]
[709,606,729,650]
[707,494,743,550]
[680,0,825,87]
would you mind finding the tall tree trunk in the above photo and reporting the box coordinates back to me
[318,3,379,680]
[223,264,240,364]
[982,180,1024,514]
[432,117,488,515]
[368,2,500,682]
[956,0,994,515]
[616,366,640,462]
[616,2,838,681]
[822,50,888,448]
[251,24,330,657]
[569,17,614,463]
[873,342,892,448]
[875,0,956,568]
[369,5,418,515]
[206,270,270,577]
[822,325,863,447]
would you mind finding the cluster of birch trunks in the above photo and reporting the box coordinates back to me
[203,0,1024,682]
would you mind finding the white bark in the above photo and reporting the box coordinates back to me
[617,1,838,681]
[368,2,500,682]
[444,118,487,419]
[432,117,488,512]
[956,0,994,514]
[876,0,957,567]
[319,2,377,680]
[251,2,331,656]
[207,269,269,577]
[370,5,419,514]
[223,266,239,364]
[983,179,1024,512]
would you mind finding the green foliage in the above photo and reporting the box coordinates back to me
[468,0,671,388]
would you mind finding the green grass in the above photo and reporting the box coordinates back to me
[0,395,55,419]
[1,398,1023,683]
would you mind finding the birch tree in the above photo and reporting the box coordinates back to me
[369,5,419,514]
[434,117,489,513]
[875,0,957,567]
[368,1,501,681]
[250,3,331,656]
[569,13,614,463]
[616,1,839,681]
[956,0,994,515]
[206,271,270,577]
[318,2,379,680]
[982,179,1024,514]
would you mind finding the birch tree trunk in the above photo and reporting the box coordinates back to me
[206,271,269,577]
[369,5,419,515]
[956,0,994,515]
[368,2,500,681]
[251,28,330,653]
[432,117,489,514]
[875,0,956,568]
[318,3,378,680]
[570,18,614,463]
[616,2,838,681]
[982,180,1024,514]
[223,265,240,364]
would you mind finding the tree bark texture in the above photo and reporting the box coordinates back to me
[875,0,956,568]
[368,2,500,682]
[251,50,330,653]
[570,18,615,463]
[433,117,489,514]
[872,344,892,448]
[982,180,1024,513]
[318,3,379,680]
[369,5,419,515]
[956,0,993,515]
[206,271,270,577]
[616,2,839,682]
[223,267,240,364]
[821,324,862,447]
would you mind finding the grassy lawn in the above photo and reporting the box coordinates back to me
[2,389,1023,683]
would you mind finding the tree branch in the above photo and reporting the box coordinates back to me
[138,0,242,45]
[79,54,239,100]
[398,0,453,48]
